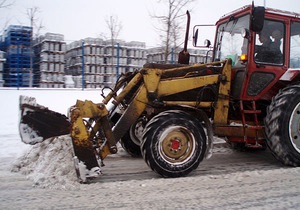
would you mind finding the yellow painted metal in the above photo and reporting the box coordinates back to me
[70,115,90,147]
[69,59,233,162]
[162,60,224,75]
[112,85,149,141]
[74,100,109,118]
[69,100,112,159]
[142,68,162,94]
[162,101,213,108]
[212,60,232,124]
[157,74,219,97]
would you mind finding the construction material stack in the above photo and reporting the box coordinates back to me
[65,38,105,88]
[34,33,66,88]
[1,25,32,87]
[0,51,5,87]
[65,38,147,88]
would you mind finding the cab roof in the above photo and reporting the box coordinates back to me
[219,5,300,22]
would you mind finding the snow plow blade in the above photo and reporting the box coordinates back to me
[19,95,71,145]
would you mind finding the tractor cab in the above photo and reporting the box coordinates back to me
[194,4,300,101]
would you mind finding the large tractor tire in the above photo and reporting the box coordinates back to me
[120,131,142,157]
[120,117,147,157]
[141,110,206,177]
[265,84,300,166]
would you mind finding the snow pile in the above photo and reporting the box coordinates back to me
[11,135,80,189]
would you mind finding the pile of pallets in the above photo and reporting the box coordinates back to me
[1,25,33,87]
[34,33,66,88]
[0,51,5,87]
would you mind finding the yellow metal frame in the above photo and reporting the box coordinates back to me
[70,59,233,161]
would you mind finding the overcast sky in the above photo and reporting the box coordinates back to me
[0,0,299,48]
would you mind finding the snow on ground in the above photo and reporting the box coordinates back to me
[0,88,103,158]
[0,88,105,186]
[2,88,300,209]
[11,136,79,189]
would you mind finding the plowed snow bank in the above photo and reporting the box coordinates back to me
[11,135,79,189]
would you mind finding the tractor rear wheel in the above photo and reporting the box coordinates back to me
[141,110,206,177]
[120,117,147,157]
[265,84,300,166]
[120,131,141,157]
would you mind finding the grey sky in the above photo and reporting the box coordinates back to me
[0,0,299,48]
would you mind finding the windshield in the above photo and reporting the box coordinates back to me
[214,15,250,67]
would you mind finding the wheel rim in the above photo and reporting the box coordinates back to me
[158,126,196,165]
[289,102,300,153]
[130,117,147,146]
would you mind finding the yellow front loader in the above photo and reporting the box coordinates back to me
[19,59,232,182]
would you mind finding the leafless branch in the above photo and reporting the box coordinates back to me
[26,7,44,38]
[0,0,14,9]
[150,0,195,63]
[105,15,123,75]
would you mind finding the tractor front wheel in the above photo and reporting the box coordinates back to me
[141,110,206,177]
[265,84,300,166]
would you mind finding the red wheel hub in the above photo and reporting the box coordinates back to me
[171,139,181,150]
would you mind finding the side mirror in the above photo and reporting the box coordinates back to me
[192,24,215,48]
[193,29,198,46]
[251,6,265,32]
[241,28,249,39]
[204,39,211,48]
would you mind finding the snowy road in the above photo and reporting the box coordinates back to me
[1,89,300,209]
[1,143,300,209]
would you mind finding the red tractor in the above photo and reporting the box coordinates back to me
[19,4,300,182]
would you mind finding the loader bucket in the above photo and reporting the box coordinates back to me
[19,95,71,145]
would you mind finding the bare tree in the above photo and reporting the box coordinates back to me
[0,0,14,34]
[27,7,44,87]
[27,7,44,39]
[152,0,195,63]
[0,0,13,8]
[105,15,122,81]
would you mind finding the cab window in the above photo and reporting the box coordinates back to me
[254,20,284,65]
[290,22,300,68]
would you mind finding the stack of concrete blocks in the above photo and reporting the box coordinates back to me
[189,49,212,63]
[66,38,147,88]
[146,47,166,64]
[123,41,147,71]
[146,47,211,64]
[65,38,105,88]
[34,33,66,88]
[0,51,5,87]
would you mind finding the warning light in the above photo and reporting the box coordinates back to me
[240,54,248,61]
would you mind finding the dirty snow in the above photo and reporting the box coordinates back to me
[11,135,79,189]
[1,88,300,209]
